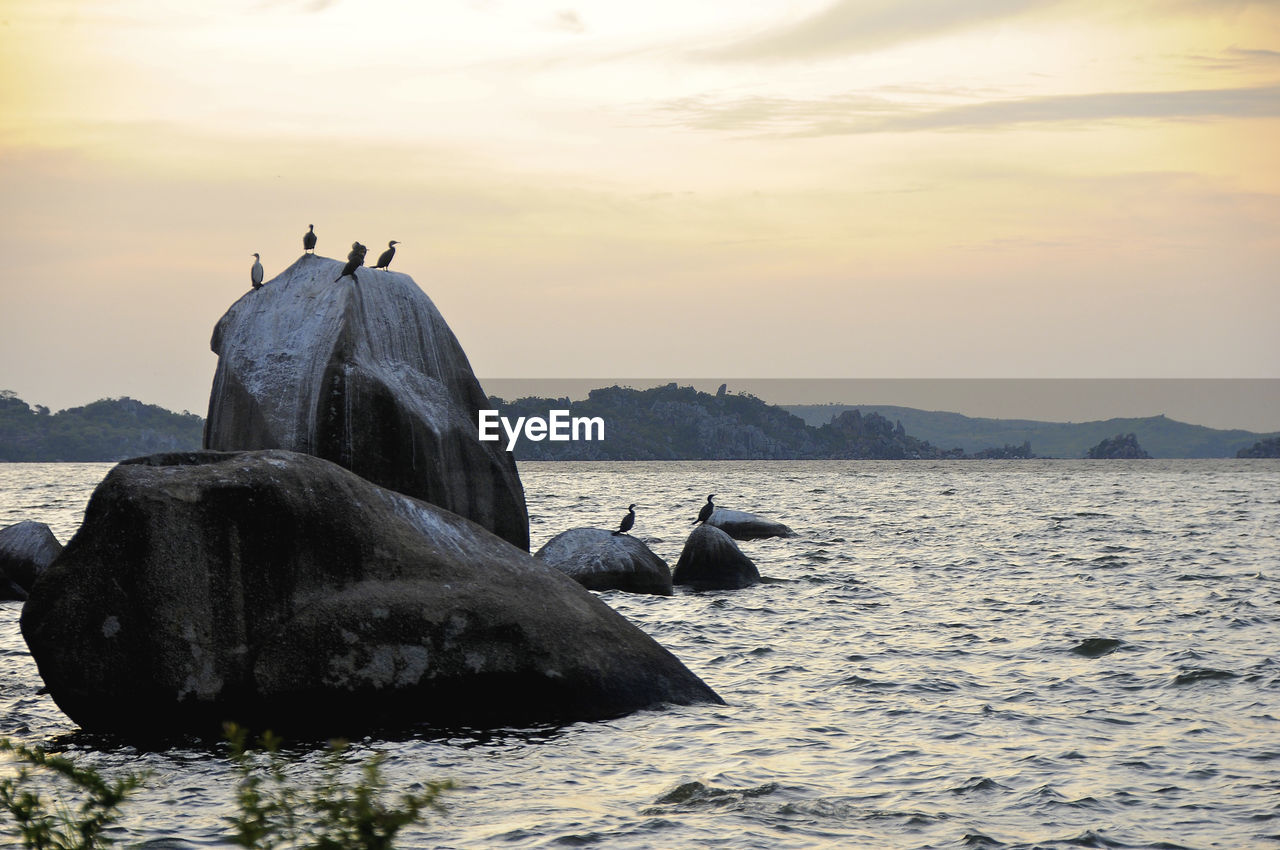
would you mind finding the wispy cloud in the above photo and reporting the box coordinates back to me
[255,0,339,12]
[653,85,1280,136]
[702,0,1057,62]
[551,9,586,34]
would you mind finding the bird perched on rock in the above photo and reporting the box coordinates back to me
[250,253,264,289]
[694,494,715,524]
[613,504,636,536]
[335,242,367,282]
[303,224,317,253]
[374,240,399,270]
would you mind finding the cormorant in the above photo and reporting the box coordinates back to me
[374,240,399,270]
[694,494,715,524]
[250,253,264,289]
[303,224,317,253]
[612,504,636,536]
[335,242,367,282]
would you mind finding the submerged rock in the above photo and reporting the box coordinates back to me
[204,254,529,550]
[706,508,795,540]
[20,450,721,737]
[0,521,62,601]
[535,528,672,596]
[673,525,760,591]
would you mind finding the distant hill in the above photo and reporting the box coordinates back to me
[785,404,1276,458]
[0,391,204,462]
[490,384,958,460]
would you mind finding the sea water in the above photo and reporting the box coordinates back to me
[1,459,1277,849]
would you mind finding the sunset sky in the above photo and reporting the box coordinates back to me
[1,0,1277,424]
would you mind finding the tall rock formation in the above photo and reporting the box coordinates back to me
[204,255,528,549]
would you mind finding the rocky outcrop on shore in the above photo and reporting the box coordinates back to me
[204,255,528,549]
[535,528,673,595]
[20,450,721,737]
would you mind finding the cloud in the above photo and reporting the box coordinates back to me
[653,85,1280,136]
[255,0,339,11]
[551,9,585,34]
[1183,44,1280,71]
[702,0,1055,62]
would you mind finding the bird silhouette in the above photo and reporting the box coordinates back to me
[250,253,264,289]
[694,494,715,524]
[335,242,367,282]
[374,240,399,270]
[612,504,636,536]
[303,224,316,253]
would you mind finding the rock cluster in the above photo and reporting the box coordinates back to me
[20,256,722,736]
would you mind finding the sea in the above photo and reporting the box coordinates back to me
[1,459,1278,849]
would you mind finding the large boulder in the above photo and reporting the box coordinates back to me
[204,254,529,550]
[535,529,672,596]
[673,525,760,591]
[706,508,795,541]
[20,450,721,737]
[0,521,62,600]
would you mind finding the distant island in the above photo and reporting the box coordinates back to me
[1237,436,1280,458]
[785,403,1277,459]
[3,386,1276,462]
[0,391,203,462]
[1086,433,1152,459]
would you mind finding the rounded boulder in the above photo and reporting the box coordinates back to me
[535,528,672,596]
[0,521,63,601]
[706,508,796,540]
[673,524,760,591]
[20,450,721,737]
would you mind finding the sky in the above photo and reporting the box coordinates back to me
[0,0,1277,427]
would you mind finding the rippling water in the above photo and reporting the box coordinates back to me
[2,459,1278,849]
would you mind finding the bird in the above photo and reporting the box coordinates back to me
[335,242,367,282]
[612,504,636,536]
[303,224,317,253]
[374,240,399,270]
[250,253,264,289]
[694,494,715,524]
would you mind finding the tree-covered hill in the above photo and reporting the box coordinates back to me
[489,384,960,460]
[0,391,204,462]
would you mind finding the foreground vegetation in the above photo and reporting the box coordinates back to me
[0,728,452,849]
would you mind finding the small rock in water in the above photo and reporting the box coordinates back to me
[535,528,672,595]
[706,508,796,541]
[0,520,63,600]
[1070,638,1122,658]
[673,525,760,590]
